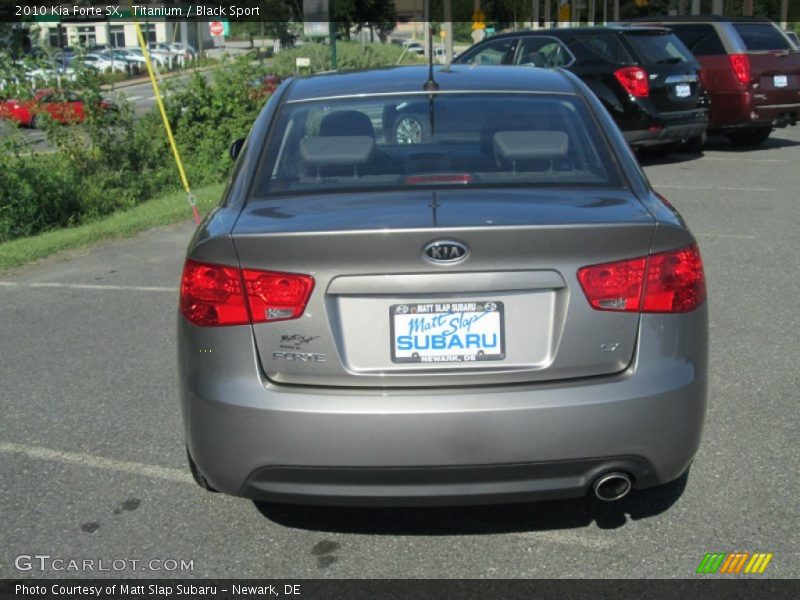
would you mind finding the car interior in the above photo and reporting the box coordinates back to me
[259,95,617,195]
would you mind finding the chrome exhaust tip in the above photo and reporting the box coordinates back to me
[593,472,632,502]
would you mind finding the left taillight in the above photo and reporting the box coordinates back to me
[614,66,650,98]
[729,53,751,87]
[180,259,314,327]
[578,244,706,314]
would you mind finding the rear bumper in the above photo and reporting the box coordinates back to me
[623,110,708,147]
[710,90,800,130]
[179,309,708,506]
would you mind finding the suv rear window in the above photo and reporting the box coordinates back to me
[255,93,622,197]
[668,24,726,56]
[733,23,793,52]
[568,34,633,65]
[624,32,695,65]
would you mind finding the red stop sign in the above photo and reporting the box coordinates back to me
[209,21,224,36]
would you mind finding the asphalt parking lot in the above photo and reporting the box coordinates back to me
[1,128,799,579]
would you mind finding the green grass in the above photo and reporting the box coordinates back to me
[0,182,225,273]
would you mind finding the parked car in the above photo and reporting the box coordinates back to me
[110,48,148,67]
[124,47,169,68]
[149,43,181,57]
[402,41,425,55]
[625,17,800,146]
[168,42,197,60]
[179,65,707,507]
[81,53,128,73]
[99,49,141,74]
[2,89,113,128]
[24,60,77,84]
[454,26,710,153]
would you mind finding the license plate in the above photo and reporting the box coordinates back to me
[774,75,788,88]
[675,84,692,98]
[390,301,505,364]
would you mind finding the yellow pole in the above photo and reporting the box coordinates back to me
[133,21,200,224]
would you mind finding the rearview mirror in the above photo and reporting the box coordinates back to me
[229,137,245,161]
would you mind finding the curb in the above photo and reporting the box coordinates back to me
[101,64,220,91]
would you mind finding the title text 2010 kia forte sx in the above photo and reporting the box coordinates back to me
[178,66,707,506]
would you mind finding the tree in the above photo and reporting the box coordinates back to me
[335,0,398,42]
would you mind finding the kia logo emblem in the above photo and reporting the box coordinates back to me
[423,240,469,264]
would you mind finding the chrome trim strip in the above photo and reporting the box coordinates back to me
[757,102,800,109]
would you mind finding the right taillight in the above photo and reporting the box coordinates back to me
[578,244,706,314]
[729,53,751,86]
[180,259,314,327]
[614,66,650,98]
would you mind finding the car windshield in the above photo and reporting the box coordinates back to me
[253,93,622,197]
[733,23,793,51]
[624,32,694,64]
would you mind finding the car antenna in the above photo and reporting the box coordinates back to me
[423,25,439,92]
[422,25,438,136]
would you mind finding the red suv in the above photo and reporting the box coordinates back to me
[626,17,800,146]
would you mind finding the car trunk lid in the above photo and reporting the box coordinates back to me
[232,189,656,388]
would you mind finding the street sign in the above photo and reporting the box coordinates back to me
[209,21,224,37]
[304,22,330,38]
[296,57,311,67]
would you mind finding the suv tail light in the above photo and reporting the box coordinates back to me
[578,244,705,313]
[729,54,751,86]
[180,259,314,327]
[614,66,650,98]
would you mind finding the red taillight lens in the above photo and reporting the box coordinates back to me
[242,269,314,323]
[614,66,650,98]
[180,259,249,326]
[578,244,705,314]
[578,256,647,312]
[641,245,706,313]
[405,173,473,185]
[180,259,314,327]
[729,53,751,86]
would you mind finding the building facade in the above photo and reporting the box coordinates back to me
[36,20,212,50]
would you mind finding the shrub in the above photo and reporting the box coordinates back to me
[0,143,82,242]
[271,40,419,76]
[164,54,277,183]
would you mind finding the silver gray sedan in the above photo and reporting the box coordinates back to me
[178,65,707,506]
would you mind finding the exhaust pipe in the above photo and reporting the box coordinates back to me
[593,472,632,502]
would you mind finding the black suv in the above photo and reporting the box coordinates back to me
[455,26,710,153]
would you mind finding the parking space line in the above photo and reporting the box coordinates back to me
[701,156,790,163]
[653,184,776,193]
[0,441,193,485]
[0,282,175,292]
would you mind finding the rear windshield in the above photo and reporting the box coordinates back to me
[253,93,622,197]
[568,34,633,65]
[623,32,695,65]
[733,23,793,51]
[669,24,726,56]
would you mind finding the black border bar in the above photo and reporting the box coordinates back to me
[2,579,800,600]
